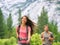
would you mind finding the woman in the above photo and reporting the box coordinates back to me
[16,16,34,45]
[41,25,54,45]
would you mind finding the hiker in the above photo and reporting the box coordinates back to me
[41,25,54,45]
[16,16,34,45]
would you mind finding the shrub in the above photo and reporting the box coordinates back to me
[54,33,60,42]
[57,33,60,42]
[53,42,60,45]
[4,37,16,45]
[4,39,10,45]
[10,37,16,45]
[0,39,4,45]
[30,33,42,45]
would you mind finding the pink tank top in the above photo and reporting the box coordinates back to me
[16,26,31,43]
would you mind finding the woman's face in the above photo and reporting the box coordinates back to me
[44,26,48,32]
[21,16,27,24]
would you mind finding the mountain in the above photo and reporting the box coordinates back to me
[0,0,60,31]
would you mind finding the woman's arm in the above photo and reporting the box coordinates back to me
[27,26,31,43]
[16,26,18,38]
[49,33,54,41]
[41,32,44,41]
[49,37,54,41]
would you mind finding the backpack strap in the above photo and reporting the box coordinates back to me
[26,25,28,40]
[17,25,28,41]
[17,25,20,35]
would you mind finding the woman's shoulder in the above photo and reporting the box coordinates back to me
[41,32,45,35]
[27,26,31,31]
[27,26,30,28]
[49,31,53,34]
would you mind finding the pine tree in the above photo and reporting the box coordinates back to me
[7,13,13,38]
[48,20,58,42]
[48,20,58,35]
[18,9,21,24]
[37,7,48,33]
[0,8,5,38]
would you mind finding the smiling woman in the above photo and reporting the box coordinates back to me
[16,15,35,45]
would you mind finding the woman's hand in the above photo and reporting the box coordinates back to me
[49,37,54,41]
[49,37,51,40]
[42,37,45,41]
[26,40,30,43]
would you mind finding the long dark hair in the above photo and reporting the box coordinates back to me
[21,15,35,35]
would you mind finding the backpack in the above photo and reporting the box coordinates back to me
[17,25,28,41]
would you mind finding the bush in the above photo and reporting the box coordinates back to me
[10,37,16,45]
[57,33,60,42]
[53,42,60,45]
[0,35,60,45]
[30,33,42,45]
[4,39,10,45]
[0,39,4,45]
[0,37,17,45]
[54,33,60,42]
